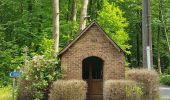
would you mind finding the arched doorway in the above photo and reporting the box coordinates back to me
[82,56,103,100]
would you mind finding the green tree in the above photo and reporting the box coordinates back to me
[97,0,130,53]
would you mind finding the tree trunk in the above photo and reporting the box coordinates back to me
[137,24,140,67]
[28,0,32,29]
[163,23,170,52]
[71,0,77,21]
[79,0,89,31]
[159,0,170,53]
[157,0,162,74]
[28,0,32,13]
[67,0,71,21]
[38,5,43,33]
[27,0,33,43]
[53,0,60,54]
[89,0,94,20]
[136,10,142,67]
[67,0,77,21]
[157,24,161,74]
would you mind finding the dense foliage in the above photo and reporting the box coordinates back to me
[97,1,130,53]
[1,0,170,86]
[0,0,54,86]
[160,74,170,86]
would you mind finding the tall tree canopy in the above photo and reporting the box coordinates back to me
[97,1,130,53]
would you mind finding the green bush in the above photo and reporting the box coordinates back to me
[160,74,170,86]
[103,80,142,100]
[49,80,87,100]
[17,55,61,100]
[127,69,160,100]
[164,66,170,74]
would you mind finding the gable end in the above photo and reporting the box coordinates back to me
[58,21,124,57]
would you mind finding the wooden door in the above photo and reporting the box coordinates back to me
[87,65,103,100]
[82,56,103,100]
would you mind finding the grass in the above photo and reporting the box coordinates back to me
[0,86,12,100]
[0,85,17,100]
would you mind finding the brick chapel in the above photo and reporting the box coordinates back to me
[58,21,125,99]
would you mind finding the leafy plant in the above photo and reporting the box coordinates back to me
[17,55,62,100]
[160,74,170,86]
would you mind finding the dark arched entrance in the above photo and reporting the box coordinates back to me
[82,56,103,100]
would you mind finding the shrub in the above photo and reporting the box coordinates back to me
[17,55,61,100]
[49,80,87,100]
[127,69,160,100]
[160,74,170,86]
[17,79,33,100]
[103,80,142,100]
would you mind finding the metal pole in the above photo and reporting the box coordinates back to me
[12,78,15,100]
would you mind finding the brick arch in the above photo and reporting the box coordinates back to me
[80,52,108,63]
[82,56,104,62]
[79,53,114,80]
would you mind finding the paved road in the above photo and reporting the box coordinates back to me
[160,86,170,99]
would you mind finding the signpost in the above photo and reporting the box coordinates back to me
[10,70,21,100]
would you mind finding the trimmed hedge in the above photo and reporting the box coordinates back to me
[17,79,33,100]
[104,80,143,100]
[127,69,160,100]
[49,80,87,100]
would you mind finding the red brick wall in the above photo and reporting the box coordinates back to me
[60,24,125,80]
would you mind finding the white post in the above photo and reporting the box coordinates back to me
[146,46,151,70]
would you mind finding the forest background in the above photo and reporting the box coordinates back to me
[1,0,170,86]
